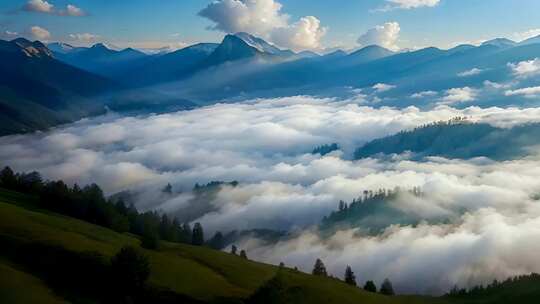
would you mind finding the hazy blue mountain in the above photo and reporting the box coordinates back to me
[518,34,540,46]
[0,38,117,135]
[53,43,150,78]
[47,42,86,54]
[121,42,219,86]
[120,33,298,87]
[481,38,517,48]
[339,45,394,65]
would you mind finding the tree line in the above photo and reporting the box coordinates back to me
[311,258,395,295]
[0,166,235,252]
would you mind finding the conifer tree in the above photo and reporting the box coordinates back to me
[344,266,357,286]
[312,258,327,276]
[364,280,377,293]
[380,278,395,295]
[191,222,204,246]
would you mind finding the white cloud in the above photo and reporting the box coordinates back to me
[69,33,99,43]
[508,58,540,78]
[457,68,483,77]
[505,86,540,98]
[376,0,440,12]
[357,22,401,51]
[373,83,396,92]
[270,16,327,51]
[439,87,478,104]
[483,80,511,90]
[4,30,18,37]
[411,91,437,98]
[23,0,53,13]
[22,0,85,16]
[30,26,51,40]
[198,0,326,51]
[62,4,85,16]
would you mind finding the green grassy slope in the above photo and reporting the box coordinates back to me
[0,259,68,304]
[0,189,456,304]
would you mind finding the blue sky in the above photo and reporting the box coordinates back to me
[2,0,540,51]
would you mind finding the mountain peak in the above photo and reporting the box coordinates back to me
[346,45,394,64]
[482,38,516,48]
[91,43,110,50]
[10,38,52,58]
[232,32,294,57]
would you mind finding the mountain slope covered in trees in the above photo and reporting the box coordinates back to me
[0,38,117,135]
[354,120,540,161]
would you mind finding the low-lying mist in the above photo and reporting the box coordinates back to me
[2,95,540,294]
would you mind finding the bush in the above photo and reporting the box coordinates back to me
[111,246,151,295]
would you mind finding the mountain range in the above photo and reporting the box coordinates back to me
[0,38,116,135]
[2,32,540,135]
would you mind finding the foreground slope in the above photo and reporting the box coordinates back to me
[0,188,444,304]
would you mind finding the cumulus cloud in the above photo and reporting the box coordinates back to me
[357,22,401,51]
[3,96,540,293]
[439,87,478,105]
[270,16,327,51]
[508,58,540,78]
[61,4,85,16]
[457,68,483,77]
[30,26,51,40]
[23,0,53,13]
[198,0,326,51]
[505,86,540,98]
[373,83,396,92]
[22,0,85,16]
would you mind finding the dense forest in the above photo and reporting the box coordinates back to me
[0,166,232,251]
[354,118,540,161]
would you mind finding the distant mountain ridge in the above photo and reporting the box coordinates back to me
[3,32,540,135]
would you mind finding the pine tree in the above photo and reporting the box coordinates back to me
[191,222,204,246]
[364,280,377,293]
[380,278,395,295]
[240,250,248,259]
[111,246,150,294]
[0,166,17,189]
[344,266,357,286]
[180,223,192,244]
[312,258,327,276]
[208,232,224,250]
[231,245,237,255]
[159,214,171,241]
[162,183,172,194]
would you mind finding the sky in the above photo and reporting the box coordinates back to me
[2,0,540,51]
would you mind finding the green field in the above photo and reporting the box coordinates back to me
[0,188,537,304]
